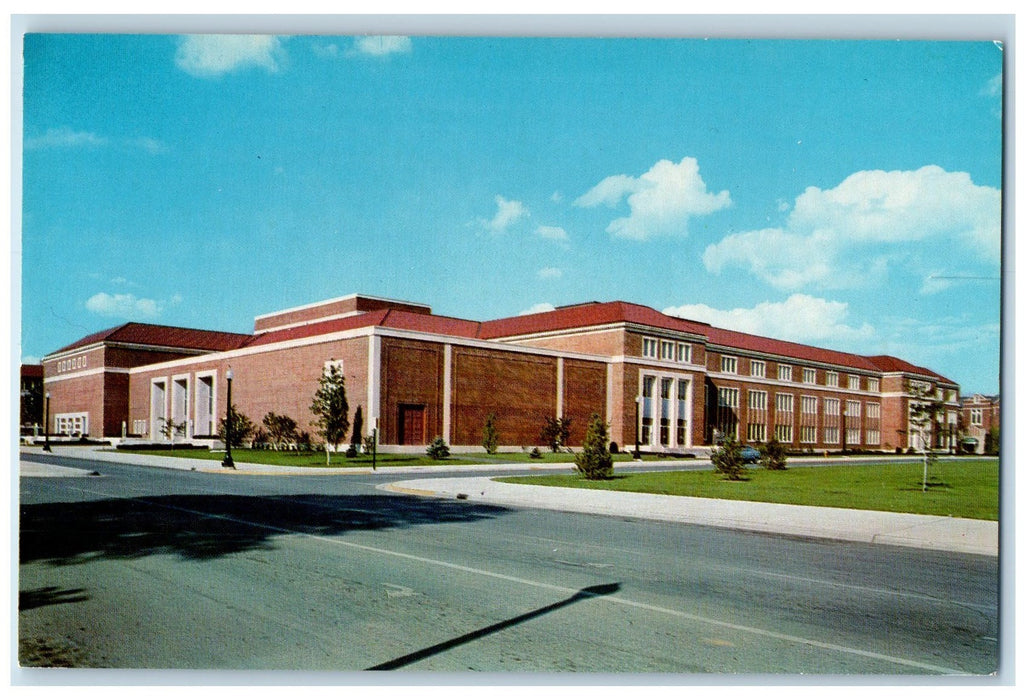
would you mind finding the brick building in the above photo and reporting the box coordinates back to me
[40,293,961,453]
[960,394,1001,454]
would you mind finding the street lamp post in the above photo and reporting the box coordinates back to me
[633,394,642,459]
[42,391,51,452]
[221,368,235,469]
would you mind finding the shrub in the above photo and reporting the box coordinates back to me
[574,414,614,480]
[711,434,748,481]
[759,436,788,470]
[218,405,254,448]
[529,447,543,459]
[262,411,300,450]
[426,436,450,460]
[349,405,364,456]
[482,412,499,455]
[609,441,619,454]
[540,416,572,453]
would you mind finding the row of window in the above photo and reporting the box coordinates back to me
[54,355,88,373]
[718,354,880,392]
[717,387,881,445]
[642,337,692,364]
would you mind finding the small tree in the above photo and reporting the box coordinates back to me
[711,434,748,481]
[426,436,450,460]
[310,364,349,465]
[347,405,364,457]
[159,417,187,447]
[217,405,254,448]
[540,416,572,453]
[574,413,614,480]
[759,436,787,470]
[482,412,499,455]
[262,412,299,450]
[908,381,945,491]
[984,426,1000,455]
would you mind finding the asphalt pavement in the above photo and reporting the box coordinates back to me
[19,445,998,557]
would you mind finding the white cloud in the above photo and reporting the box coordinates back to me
[703,166,1001,290]
[536,225,569,242]
[482,195,528,233]
[519,302,556,316]
[312,43,341,59]
[175,35,283,77]
[982,73,1002,97]
[126,137,169,155]
[664,294,875,346]
[22,355,41,365]
[574,157,731,240]
[85,293,160,319]
[353,36,412,56]
[25,127,106,150]
[537,267,563,279]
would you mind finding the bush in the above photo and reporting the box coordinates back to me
[540,416,572,452]
[711,434,748,481]
[262,411,300,450]
[218,405,254,448]
[609,441,619,454]
[529,447,543,459]
[482,412,499,454]
[759,436,787,470]
[574,414,614,480]
[426,436,450,460]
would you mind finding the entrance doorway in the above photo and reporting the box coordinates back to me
[398,404,426,445]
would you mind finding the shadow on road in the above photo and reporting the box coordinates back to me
[366,582,622,670]
[19,494,510,566]
[19,586,90,610]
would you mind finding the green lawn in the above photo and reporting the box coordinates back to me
[499,459,1000,520]
[112,447,677,468]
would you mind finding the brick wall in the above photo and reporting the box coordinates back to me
[451,346,558,447]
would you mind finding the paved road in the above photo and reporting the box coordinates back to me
[17,453,1000,677]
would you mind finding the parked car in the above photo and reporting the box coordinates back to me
[739,445,761,464]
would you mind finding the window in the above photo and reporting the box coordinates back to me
[970,408,983,426]
[720,356,738,374]
[747,390,768,443]
[641,375,655,444]
[802,368,816,384]
[800,395,817,443]
[778,364,792,382]
[848,375,860,391]
[676,343,692,363]
[867,377,880,392]
[676,380,689,445]
[776,393,793,414]
[715,387,740,441]
[774,393,793,443]
[750,360,766,378]
[823,398,841,444]
[719,387,740,408]
[660,340,675,361]
[324,359,344,373]
[826,371,839,387]
[659,378,673,445]
[846,400,862,446]
[642,338,658,358]
[55,413,88,436]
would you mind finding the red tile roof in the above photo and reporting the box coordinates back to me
[706,326,882,372]
[49,322,251,356]
[480,301,711,340]
[243,310,390,348]
[865,355,954,383]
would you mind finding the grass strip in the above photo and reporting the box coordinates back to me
[498,459,999,520]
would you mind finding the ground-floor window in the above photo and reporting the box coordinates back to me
[55,412,88,436]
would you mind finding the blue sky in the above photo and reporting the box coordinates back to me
[18,33,1004,394]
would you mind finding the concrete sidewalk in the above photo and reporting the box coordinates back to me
[20,446,998,557]
[381,476,999,557]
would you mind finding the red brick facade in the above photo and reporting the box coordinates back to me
[40,294,963,454]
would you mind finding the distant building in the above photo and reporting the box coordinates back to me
[960,394,1000,454]
[40,293,961,453]
[20,364,44,431]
